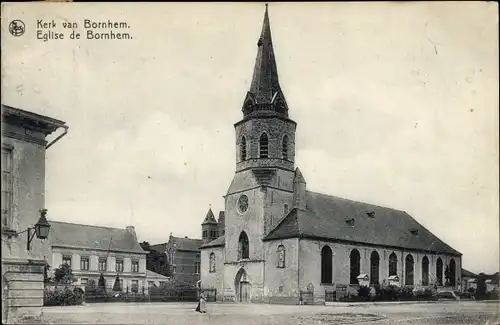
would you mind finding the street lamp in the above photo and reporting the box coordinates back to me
[25,209,51,251]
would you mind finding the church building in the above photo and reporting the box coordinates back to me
[199,6,462,304]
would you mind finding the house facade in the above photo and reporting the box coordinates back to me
[150,233,203,287]
[46,222,153,294]
[199,6,462,304]
[1,105,68,323]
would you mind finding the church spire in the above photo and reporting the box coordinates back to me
[243,4,289,117]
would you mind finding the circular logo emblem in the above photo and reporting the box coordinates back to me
[9,20,25,37]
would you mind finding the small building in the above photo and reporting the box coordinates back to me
[150,233,203,287]
[461,269,477,292]
[45,221,152,293]
[146,270,170,289]
[1,104,68,323]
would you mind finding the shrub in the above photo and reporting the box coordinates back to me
[44,286,83,306]
[357,285,371,301]
[487,289,499,300]
[379,285,401,301]
[399,286,414,301]
[414,287,437,301]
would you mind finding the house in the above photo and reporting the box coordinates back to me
[199,6,462,304]
[1,104,68,323]
[150,233,202,287]
[44,221,170,294]
[146,270,170,289]
[461,269,477,292]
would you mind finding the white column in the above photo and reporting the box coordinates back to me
[139,257,146,273]
[108,256,116,272]
[124,257,132,273]
[90,255,99,271]
[72,254,80,271]
[52,252,62,269]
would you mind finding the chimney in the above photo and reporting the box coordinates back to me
[126,226,137,241]
[293,168,307,210]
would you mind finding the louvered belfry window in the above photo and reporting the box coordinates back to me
[259,133,269,158]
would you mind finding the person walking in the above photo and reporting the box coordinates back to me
[199,291,207,313]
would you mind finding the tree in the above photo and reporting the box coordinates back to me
[444,266,451,286]
[476,273,487,300]
[98,273,106,289]
[53,264,76,285]
[112,274,121,292]
[140,241,151,251]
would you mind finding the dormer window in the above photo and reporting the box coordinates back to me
[409,228,419,235]
[345,217,355,227]
[243,100,253,115]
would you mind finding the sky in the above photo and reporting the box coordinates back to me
[1,2,498,274]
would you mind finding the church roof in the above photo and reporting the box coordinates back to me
[202,208,218,225]
[48,221,145,254]
[263,191,461,256]
[150,236,203,253]
[200,235,225,249]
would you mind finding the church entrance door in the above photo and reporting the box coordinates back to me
[235,268,251,303]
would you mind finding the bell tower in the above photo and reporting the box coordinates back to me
[234,4,297,174]
[201,207,218,244]
[224,4,299,266]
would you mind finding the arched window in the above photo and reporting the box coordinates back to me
[448,259,456,286]
[240,136,247,161]
[350,249,361,284]
[195,254,201,274]
[436,257,443,286]
[259,133,269,158]
[238,232,249,260]
[282,135,289,160]
[370,251,380,285]
[422,256,429,285]
[209,253,216,273]
[321,246,333,284]
[405,254,414,285]
[389,253,398,276]
[277,245,286,268]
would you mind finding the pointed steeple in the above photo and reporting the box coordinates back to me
[202,207,218,225]
[243,4,289,117]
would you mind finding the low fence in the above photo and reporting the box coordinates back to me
[83,287,217,303]
[299,290,314,305]
[325,290,336,302]
[201,288,217,302]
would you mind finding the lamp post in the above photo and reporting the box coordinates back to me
[17,209,51,251]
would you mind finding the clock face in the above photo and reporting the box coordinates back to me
[238,195,249,213]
